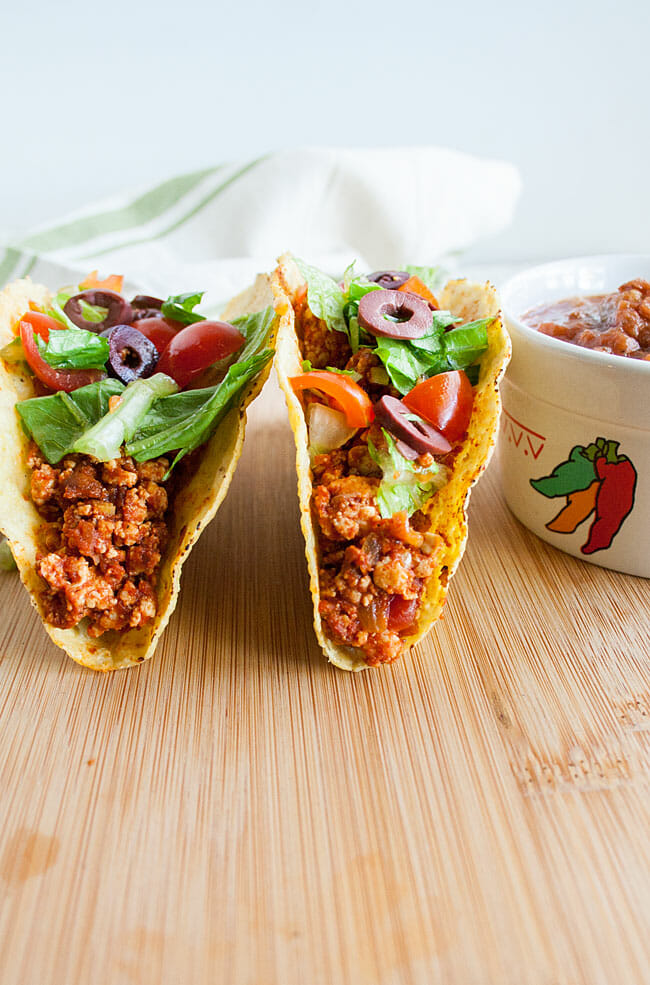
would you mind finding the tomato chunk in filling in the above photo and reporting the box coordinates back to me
[27,443,170,637]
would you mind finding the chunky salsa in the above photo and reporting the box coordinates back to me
[522,279,650,360]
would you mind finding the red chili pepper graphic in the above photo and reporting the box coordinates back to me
[581,454,637,555]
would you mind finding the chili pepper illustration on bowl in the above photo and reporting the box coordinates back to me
[530,438,637,554]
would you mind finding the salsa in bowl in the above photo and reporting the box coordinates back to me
[499,255,650,578]
[522,278,650,360]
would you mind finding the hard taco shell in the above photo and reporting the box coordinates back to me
[0,275,277,671]
[272,254,511,671]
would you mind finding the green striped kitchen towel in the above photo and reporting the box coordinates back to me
[1,147,520,300]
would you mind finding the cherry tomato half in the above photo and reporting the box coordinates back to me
[19,322,104,392]
[131,317,181,356]
[290,371,374,428]
[402,370,474,443]
[156,320,245,389]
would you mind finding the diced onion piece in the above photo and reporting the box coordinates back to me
[307,403,358,455]
[369,366,390,385]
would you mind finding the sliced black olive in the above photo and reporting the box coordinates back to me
[374,395,451,456]
[64,290,133,333]
[131,294,163,310]
[131,295,165,320]
[367,270,410,290]
[106,325,158,384]
[358,289,433,340]
[131,308,163,321]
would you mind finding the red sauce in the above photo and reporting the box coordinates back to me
[522,279,650,360]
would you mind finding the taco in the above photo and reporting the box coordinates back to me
[273,255,510,671]
[0,271,276,670]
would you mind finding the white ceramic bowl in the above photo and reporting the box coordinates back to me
[499,255,650,578]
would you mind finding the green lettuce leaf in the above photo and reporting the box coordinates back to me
[36,327,109,370]
[230,306,276,363]
[441,321,490,369]
[161,292,206,325]
[374,317,492,394]
[407,311,458,349]
[125,305,276,468]
[373,338,433,394]
[126,350,272,468]
[367,430,446,519]
[16,378,125,464]
[346,277,382,303]
[294,258,347,336]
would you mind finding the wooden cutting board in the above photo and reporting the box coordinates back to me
[1,376,649,985]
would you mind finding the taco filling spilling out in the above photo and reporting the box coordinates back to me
[273,256,510,670]
[0,272,276,669]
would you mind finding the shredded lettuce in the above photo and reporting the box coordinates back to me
[36,327,109,370]
[367,430,447,519]
[294,258,347,336]
[16,378,125,464]
[295,259,490,393]
[73,374,179,461]
[373,339,432,395]
[301,359,360,380]
[404,265,447,293]
[44,300,77,330]
[374,317,492,394]
[347,279,382,303]
[348,314,361,353]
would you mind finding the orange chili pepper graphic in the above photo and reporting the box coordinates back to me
[546,479,599,533]
[531,437,638,553]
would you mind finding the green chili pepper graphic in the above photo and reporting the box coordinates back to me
[530,445,596,498]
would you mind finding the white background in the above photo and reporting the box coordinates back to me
[1,0,648,262]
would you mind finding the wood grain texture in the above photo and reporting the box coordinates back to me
[0,377,649,985]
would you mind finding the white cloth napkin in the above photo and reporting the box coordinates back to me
[6,147,521,303]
